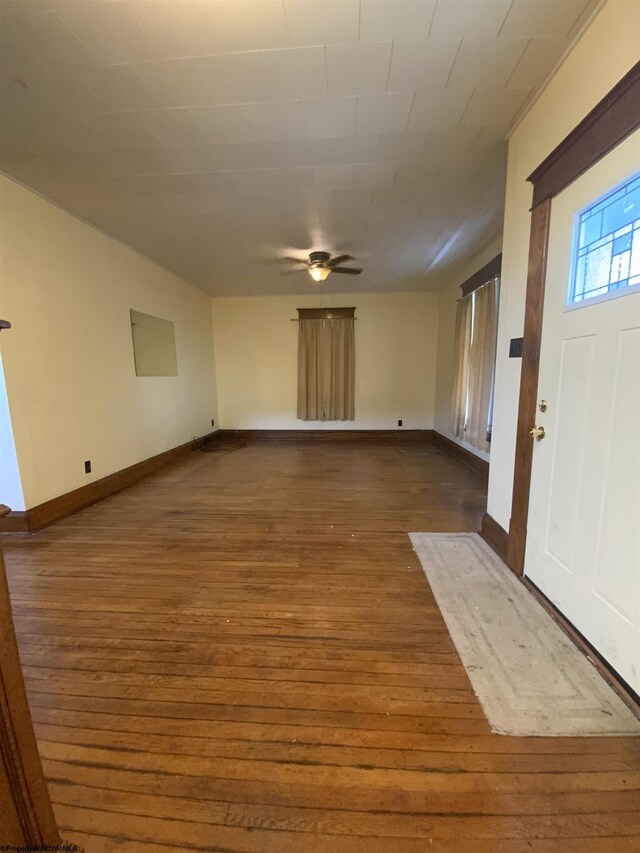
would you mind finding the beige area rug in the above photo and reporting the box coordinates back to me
[409,532,640,736]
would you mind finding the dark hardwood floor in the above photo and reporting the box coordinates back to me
[3,438,639,851]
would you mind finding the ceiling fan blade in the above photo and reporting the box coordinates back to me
[332,266,362,275]
[328,254,353,267]
[281,256,309,265]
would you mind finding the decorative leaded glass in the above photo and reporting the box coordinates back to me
[569,173,640,305]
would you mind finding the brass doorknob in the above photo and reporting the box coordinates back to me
[529,425,546,439]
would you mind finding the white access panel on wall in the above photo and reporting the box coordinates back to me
[524,129,640,694]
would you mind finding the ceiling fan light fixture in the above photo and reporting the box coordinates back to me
[309,265,330,282]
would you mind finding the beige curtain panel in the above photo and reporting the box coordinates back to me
[466,278,499,452]
[450,294,472,439]
[297,318,355,421]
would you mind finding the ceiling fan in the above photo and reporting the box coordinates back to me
[282,251,363,282]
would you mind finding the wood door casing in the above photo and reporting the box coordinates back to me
[507,61,640,576]
[507,199,552,574]
[0,505,62,846]
[523,136,640,692]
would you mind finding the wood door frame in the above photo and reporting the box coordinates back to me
[0,506,63,846]
[0,324,75,846]
[459,253,502,298]
[507,60,640,575]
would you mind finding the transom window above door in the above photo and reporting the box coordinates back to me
[569,172,640,306]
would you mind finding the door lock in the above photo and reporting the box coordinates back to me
[538,399,548,412]
[529,425,546,440]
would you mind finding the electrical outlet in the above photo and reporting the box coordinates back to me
[84,460,91,474]
[211,418,215,427]
[509,337,524,358]
[398,419,403,427]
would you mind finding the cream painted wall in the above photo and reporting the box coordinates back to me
[212,291,438,430]
[487,0,640,532]
[433,235,503,460]
[0,175,218,509]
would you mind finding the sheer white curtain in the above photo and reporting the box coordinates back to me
[450,277,499,451]
[297,318,355,421]
[466,278,499,451]
[450,295,472,439]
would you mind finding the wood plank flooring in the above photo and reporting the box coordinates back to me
[3,438,640,851]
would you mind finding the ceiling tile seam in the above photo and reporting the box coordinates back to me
[89,91,434,120]
[503,37,534,90]
[506,0,606,138]
[496,0,516,39]
[135,110,166,148]
[414,131,431,166]
[126,0,161,62]
[504,37,532,88]
[426,0,438,40]
[355,95,362,141]
[38,9,90,65]
[384,40,395,92]
[103,161,394,180]
[441,37,463,84]
[279,0,291,47]
[400,90,417,136]
[375,133,383,163]
[190,106,211,145]
[504,85,536,138]
[444,38,464,90]
[431,151,453,187]
[323,44,329,100]
[455,88,479,133]
[104,102,278,116]
[127,44,329,69]
[108,63,159,113]
[300,97,310,140]
[57,2,158,65]
[292,99,307,141]
[468,126,485,156]
[565,0,593,39]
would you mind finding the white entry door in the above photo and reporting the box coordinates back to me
[525,130,640,694]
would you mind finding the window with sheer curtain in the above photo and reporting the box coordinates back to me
[450,277,499,452]
[297,307,355,422]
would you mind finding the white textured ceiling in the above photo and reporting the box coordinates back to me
[0,0,599,295]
